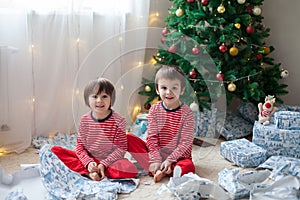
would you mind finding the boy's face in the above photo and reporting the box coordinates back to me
[156,78,185,109]
[88,91,111,118]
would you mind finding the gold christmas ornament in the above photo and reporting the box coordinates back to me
[228,82,237,92]
[176,8,184,17]
[217,5,225,13]
[229,46,239,56]
[145,85,151,92]
[234,23,241,29]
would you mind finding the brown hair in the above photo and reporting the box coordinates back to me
[155,65,186,90]
[83,78,116,107]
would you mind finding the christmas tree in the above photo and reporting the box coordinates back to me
[139,0,288,111]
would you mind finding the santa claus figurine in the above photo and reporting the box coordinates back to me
[258,95,278,125]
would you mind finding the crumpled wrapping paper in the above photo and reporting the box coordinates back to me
[218,168,300,200]
[157,166,230,200]
[39,144,139,200]
[250,175,300,200]
[257,155,300,180]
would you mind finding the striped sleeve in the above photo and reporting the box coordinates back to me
[146,105,163,163]
[76,116,95,167]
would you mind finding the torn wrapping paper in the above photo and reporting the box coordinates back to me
[0,165,47,200]
[220,138,267,168]
[216,111,253,140]
[250,176,300,200]
[274,110,300,130]
[217,168,270,200]
[253,121,300,158]
[32,132,77,150]
[157,166,230,200]
[257,155,300,179]
[39,144,139,200]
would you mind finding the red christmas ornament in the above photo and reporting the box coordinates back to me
[246,25,255,34]
[144,104,151,110]
[216,72,224,81]
[219,44,227,53]
[247,5,254,14]
[161,37,165,44]
[187,0,194,3]
[192,46,200,55]
[189,70,197,79]
[168,45,177,54]
[256,53,263,60]
[162,28,169,36]
[201,0,209,6]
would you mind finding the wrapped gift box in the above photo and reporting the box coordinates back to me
[274,111,300,130]
[270,104,300,123]
[238,102,258,124]
[253,121,300,159]
[220,138,267,168]
[133,113,148,141]
[194,104,217,138]
[216,111,253,140]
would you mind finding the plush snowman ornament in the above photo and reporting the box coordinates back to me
[258,95,278,125]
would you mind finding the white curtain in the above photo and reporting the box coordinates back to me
[0,0,151,153]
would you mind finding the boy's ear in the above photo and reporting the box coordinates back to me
[156,88,160,95]
[181,87,185,95]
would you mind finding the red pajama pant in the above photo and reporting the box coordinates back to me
[51,146,138,179]
[126,133,195,176]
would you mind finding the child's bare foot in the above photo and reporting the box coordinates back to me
[88,171,100,181]
[153,170,165,183]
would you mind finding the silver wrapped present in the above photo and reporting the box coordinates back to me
[253,121,300,159]
[274,111,300,130]
[220,138,267,168]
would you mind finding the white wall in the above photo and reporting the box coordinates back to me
[263,0,300,105]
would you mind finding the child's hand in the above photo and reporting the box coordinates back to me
[149,162,161,176]
[88,161,98,172]
[97,163,106,180]
[160,160,172,174]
